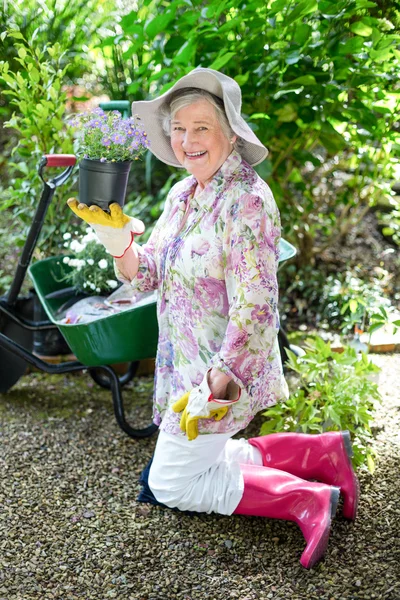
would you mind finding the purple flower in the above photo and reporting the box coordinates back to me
[251,304,273,325]
[111,133,126,144]
[242,194,263,219]
[224,323,249,352]
[101,137,112,147]
[194,277,229,315]
[129,140,140,150]
[157,336,174,368]
[178,327,198,360]
[100,157,107,163]
[89,119,102,128]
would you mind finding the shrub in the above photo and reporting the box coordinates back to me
[0,30,75,254]
[96,0,400,265]
[260,338,381,472]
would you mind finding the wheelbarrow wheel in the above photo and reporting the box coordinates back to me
[89,361,139,389]
[126,422,158,438]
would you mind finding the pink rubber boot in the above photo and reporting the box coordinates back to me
[248,431,359,520]
[233,464,340,569]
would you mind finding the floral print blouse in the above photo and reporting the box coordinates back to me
[118,150,288,437]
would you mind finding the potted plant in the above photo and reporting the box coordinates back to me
[70,107,149,211]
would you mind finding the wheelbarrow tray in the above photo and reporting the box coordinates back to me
[28,256,158,367]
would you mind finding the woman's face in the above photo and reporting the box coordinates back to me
[170,98,235,189]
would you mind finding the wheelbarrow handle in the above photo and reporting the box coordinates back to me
[43,154,77,167]
[39,154,77,188]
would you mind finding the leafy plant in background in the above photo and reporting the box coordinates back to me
[260,338,381,472]
[322,271,396,335]
[278,262,398,336]
[0,0,110,181]
[377,197,400,247]
[0,29,75,256]
[0,0,116,295]
[96,0,400,267]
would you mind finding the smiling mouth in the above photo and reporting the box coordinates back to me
[185,151,207,158]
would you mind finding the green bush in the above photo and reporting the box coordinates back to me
[260,338,381,472]
[96,0,400,265]
[0,30,76,255]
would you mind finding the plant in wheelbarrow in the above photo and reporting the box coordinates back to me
[70,107,150,211]
[62,227,120,295]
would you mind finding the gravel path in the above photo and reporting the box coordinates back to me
[1,354,399,600]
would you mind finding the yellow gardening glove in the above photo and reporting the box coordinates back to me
[67,198,145,258]
[171,370,240,441]
[172,392,229,441]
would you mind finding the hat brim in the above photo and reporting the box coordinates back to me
[132,69,268,167]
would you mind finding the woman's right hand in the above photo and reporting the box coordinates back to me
[67,198,145,258]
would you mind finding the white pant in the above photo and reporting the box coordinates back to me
[148,431,263,515]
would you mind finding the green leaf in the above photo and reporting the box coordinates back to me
[289,75,317,86]
[173,40,196,65]
[269,0,288,16]
[208,52,236,71]
[368,322,384,334]
[349,299,358,313]
[8,30,25,40]
[145,12,175,39]
[286,0,318,26]
[234,72,250,86]
[120,9,138,31]
[274,86,304,99]
[274,104,298,122]
[338,37,364,54]
[206,0,228,19]
[30,67,40,83]
[17,47,27,60]
[293,24,311,45]
[250,113,271,120]
[164,36,186,56]
[350,21,373,37]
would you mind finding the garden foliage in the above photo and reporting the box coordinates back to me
[0,31,75,251]
[261,338,381,471]
[98,0,400,264]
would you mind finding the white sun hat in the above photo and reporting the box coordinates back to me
[131,67,268,168]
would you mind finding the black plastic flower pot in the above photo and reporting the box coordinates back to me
[79,159,132,211]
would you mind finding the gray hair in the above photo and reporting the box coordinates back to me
[160,88,244,153]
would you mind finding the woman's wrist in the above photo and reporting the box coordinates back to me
[208,368,232,399]
[114,244,140,282]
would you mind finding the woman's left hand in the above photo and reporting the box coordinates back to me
[172,369,241,440]
[208,368,233,400]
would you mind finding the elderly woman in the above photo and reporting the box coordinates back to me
[68,68,359,569]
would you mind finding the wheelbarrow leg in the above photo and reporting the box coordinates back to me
[89,365,158,439]
[0,332,157,439]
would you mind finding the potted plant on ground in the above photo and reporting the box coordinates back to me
[70,107,149,211]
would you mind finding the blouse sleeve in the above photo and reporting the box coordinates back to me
[114,193,173,292]
[210,190,281,392]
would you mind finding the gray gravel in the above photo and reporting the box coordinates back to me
[1,354,399,600]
